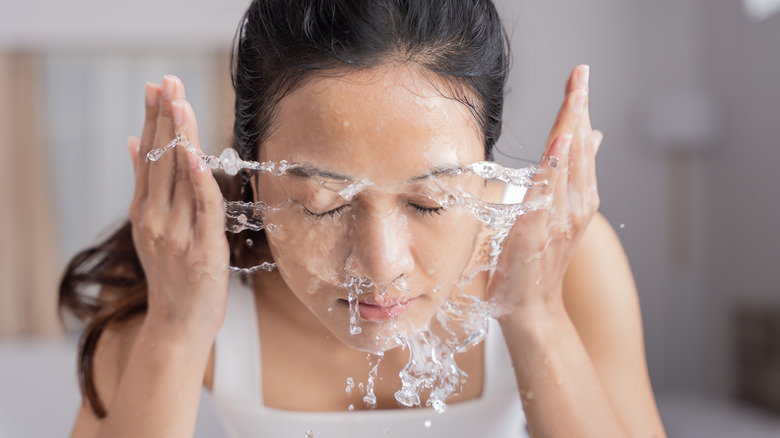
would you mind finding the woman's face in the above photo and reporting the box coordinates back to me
[255,65,486,353]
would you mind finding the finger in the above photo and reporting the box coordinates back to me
[127,136,140,173]
[148,75,186,211]
[191,150,226,245]
[543,66,589,157]
[526,133,572,203]
[170,100,202,229]
[543,89,586,157]
[568,94,591,206]
[550,134,573,202]
[132,83,162,207]
[564,64,589,97]
[586,130,603,198]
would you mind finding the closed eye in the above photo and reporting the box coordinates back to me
[408,202,444,217]
[303,204,350,220]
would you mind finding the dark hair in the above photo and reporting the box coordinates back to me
[59,0,510,417]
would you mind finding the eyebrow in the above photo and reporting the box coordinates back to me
[287,163,463,183]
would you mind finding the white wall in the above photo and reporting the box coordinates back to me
[699,0,780,396]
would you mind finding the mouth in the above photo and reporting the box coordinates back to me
[338,297,414,322]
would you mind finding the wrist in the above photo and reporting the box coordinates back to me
[140,315,217,359]
[497,299,573,345]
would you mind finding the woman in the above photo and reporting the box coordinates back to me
[61,0,667,437]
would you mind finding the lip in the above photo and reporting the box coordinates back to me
[338,297,413,322]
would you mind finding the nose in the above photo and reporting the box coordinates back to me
[345,208,414,287]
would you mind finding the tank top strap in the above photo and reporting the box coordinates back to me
[211,277,263,408]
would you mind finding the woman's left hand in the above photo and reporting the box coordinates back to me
[488,64,604,319]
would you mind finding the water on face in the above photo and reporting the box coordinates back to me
[148,137,551,413]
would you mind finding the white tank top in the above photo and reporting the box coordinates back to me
[209,184,529,438]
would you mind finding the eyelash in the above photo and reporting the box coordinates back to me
[408,203,444,216]
[302,202,444,220]
[303,204,350,220]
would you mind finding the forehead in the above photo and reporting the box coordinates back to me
[260,65,484,184]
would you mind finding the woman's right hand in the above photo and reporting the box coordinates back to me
[127,76,230,342]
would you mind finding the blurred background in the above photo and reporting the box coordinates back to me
[1,0,779,436]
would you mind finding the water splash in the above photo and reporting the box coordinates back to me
[348,290,362,335]
[345,377,355,394]
[393,294,496,413]
[363,354,382,409]
[147,136,553,413]
[228,262,277,274]
[466,161,546,189]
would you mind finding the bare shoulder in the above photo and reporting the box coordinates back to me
[68,293,216,437]
[562,212,665,433]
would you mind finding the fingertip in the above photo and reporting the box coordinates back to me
[163,74,186,99]
[127,135,140,155]
[576,64,590,91]
[127,135,141,169]
[145,83,161,106]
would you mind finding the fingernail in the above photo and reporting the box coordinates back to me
[172,101,184,126]
[573,91,586,115]
[145,83,157,106]
[576,65,590,90]
[162,75,175,100]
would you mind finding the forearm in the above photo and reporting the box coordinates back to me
[96,319,213,438]
[501,303,631,438]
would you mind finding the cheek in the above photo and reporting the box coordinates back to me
[264,207,352,291]
[410,209,482,279]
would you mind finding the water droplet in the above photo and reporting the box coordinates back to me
[147,148,164,162]
[348,404,354,411]
[219,148,241,176]
[348,290,362,335]
[424,420,432,428]
[328,307,333,313]
[548,155,559,168]
[619,223,626,229]
[343,120,350,127]
[305,431,314,438]
[245,238,253,248]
